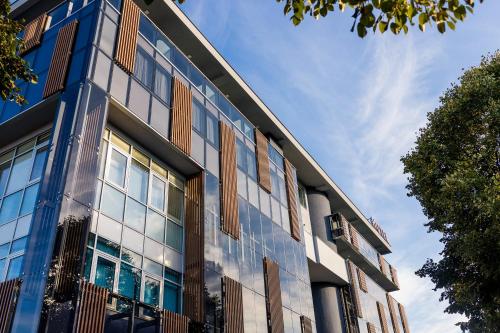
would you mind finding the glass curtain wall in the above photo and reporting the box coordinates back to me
[0,131,50,281]
[85,128,184,313]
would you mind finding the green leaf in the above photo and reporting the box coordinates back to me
[419,12,429,26]
[378,21,388,33]
[437,21,446,33]
[357,22,368,38]
[447,21,456,30]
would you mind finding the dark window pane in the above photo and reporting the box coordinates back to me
[30,147,48,181]
[20,183,40,216]
[206,114,219,148]
[143,276,160,306]
[167,184,183,221]
[165,220,182,252]
[0,191,22,225]
[192,100,205,134]
[48,2,69,28]
[119,263,141,300]
[154,67,171,103]
[139,14,155,44]
[6,152,31,193]
[10,237,27,253]
[6,256,23,280]
[236,139,246,172]
[155,34,173,60]
[95,256,116,291]
[0,162,11,197]
[83,247,93,280]
[96,236,120,257]
[205,172,220,216]
[134,48,154,88]
[163,280,180,313]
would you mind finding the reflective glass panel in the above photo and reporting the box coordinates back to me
[0,243,9,258]
[100,184,125,221]
[6,153,31,194]
[95,256,116,292]
[165,220,182,252]
[0,191,22,225]
[163,280,180,313]
[119,263,141,300]
[30,147,47,181]
[6,256,23,280]
[167,184,183,221]
[0,162,11,197]
[124,198,146,232]
[108,149,127,187]
[129,161,148,203]
[96,236,120,258]
[20,183,39,216]
[143,276,160,306]
[10,237,27,253]
[146,210,165,243]
[151,176,165,211]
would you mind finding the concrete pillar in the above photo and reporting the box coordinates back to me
[306,190,336,250]
[312,283,346,333]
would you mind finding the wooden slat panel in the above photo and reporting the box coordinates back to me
[74,281,108,333]
[284,158,300,241]
[162,309,189,333]
[398,303,411,333]
[349,224,360,251]
[390,265,400,288]
[377,301,389,333]
[386,294,401,333]
[300,315,312,333]
[347,262,363,318]
[378,254,389,276]
[20,13,47,55]
[338,213,351,242]
[254,129,272,192]
[264,257,284,333]
[222,276,244,333]
[171,78,193,155]
[183,173,204,323]
[114,0,140,74]
[0,279,21,333]
[220,121,239,239]
[357,268,368,293]
[43,20,78,98]
[367,322,376,333]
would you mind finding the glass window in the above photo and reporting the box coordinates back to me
[206,113,219,148]
[164,267,181,283]
[0,191,22,225]
[48,2,69,28]
[119,263,141,300]
[146,210,165,243]
[128,161,149,203]
[121,248,142,267]
[236,140,246,171]
[83,248,93,280]
[107,149,127,187]
[10,237,27,253]
[96,236,120,258]
[107,0,122,10]
[167,184,183,221]
[139,14,155,44]
[156,34,172,60]
[0,162,11,197]
[20,183,39,216]
[100,184,125,221]
[0,243,9,258]
[154,67,171,103]
[143,276,161,306]
[192,100,205,134]
[94,256,116,292]
[134,48,154,88]
[165,220,182,252]
[29,147,47,181]
[163,280,180,313]
[151,176,166,211]
[6,256,23,280]
[124,198,146,232]
[6,153,31,194]
[143,258,162,276]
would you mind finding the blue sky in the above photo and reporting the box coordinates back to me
[178,2,500,332]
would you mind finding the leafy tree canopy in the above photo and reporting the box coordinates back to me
[402,52,500,332]
[168,0,484,37]
[0,0,37,105]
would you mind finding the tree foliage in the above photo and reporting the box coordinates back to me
[0,0,37,105]
[168,0,484,37]
[401,52,500,332]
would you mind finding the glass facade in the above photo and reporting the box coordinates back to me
[0,131,50,281]
[85,128,184,312]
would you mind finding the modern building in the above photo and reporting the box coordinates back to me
[0,0,411,332]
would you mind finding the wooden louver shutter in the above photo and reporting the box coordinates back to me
[183,173,204,322]
[300,315,313,333]
[255,129,272,192]
[378,254,389,276]
[390,265,400,288]
[349,224,360,251]
[20,13,47,55]
[0,279,21,333]
[263,257,284,333]
[74,281,108,333]
[284,158,301,241]
[162,310,189,333]
[376,301,389,333]
[220,121,239,239]
[43,20,78,98]
[347,262,363,318]
[357,268,368,293]
[398,303,411,333]
[114,0,140,74]
[367,322,376,333]
[171,78,193,155]
[386,294,401,333]
[338,213,351,242]
[222,276,244,333]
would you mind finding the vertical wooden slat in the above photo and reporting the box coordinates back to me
[378,254,389,276]
[20,13,47,55]
[357,268,368,293]
[222,276,244,333]
[390,265,400,288]
[171,78,193,155]
[349,224,360,251]
[162,309,189,333]
[43,20,78,98]
[220,121,239,239]
[367,322,376,333]
[284,158,300,241]
[398,303,411,333]
[254,129,272,193]
[263,257,284,333]
[183,173,204,323]
[114,0,140,74]
[0,279,21,333]
[347,262,363,318]
[386,294,401,333]
[300,315,312,333]
[338,213,351,242]
[376,301,389,333]
[74,281,108,333]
